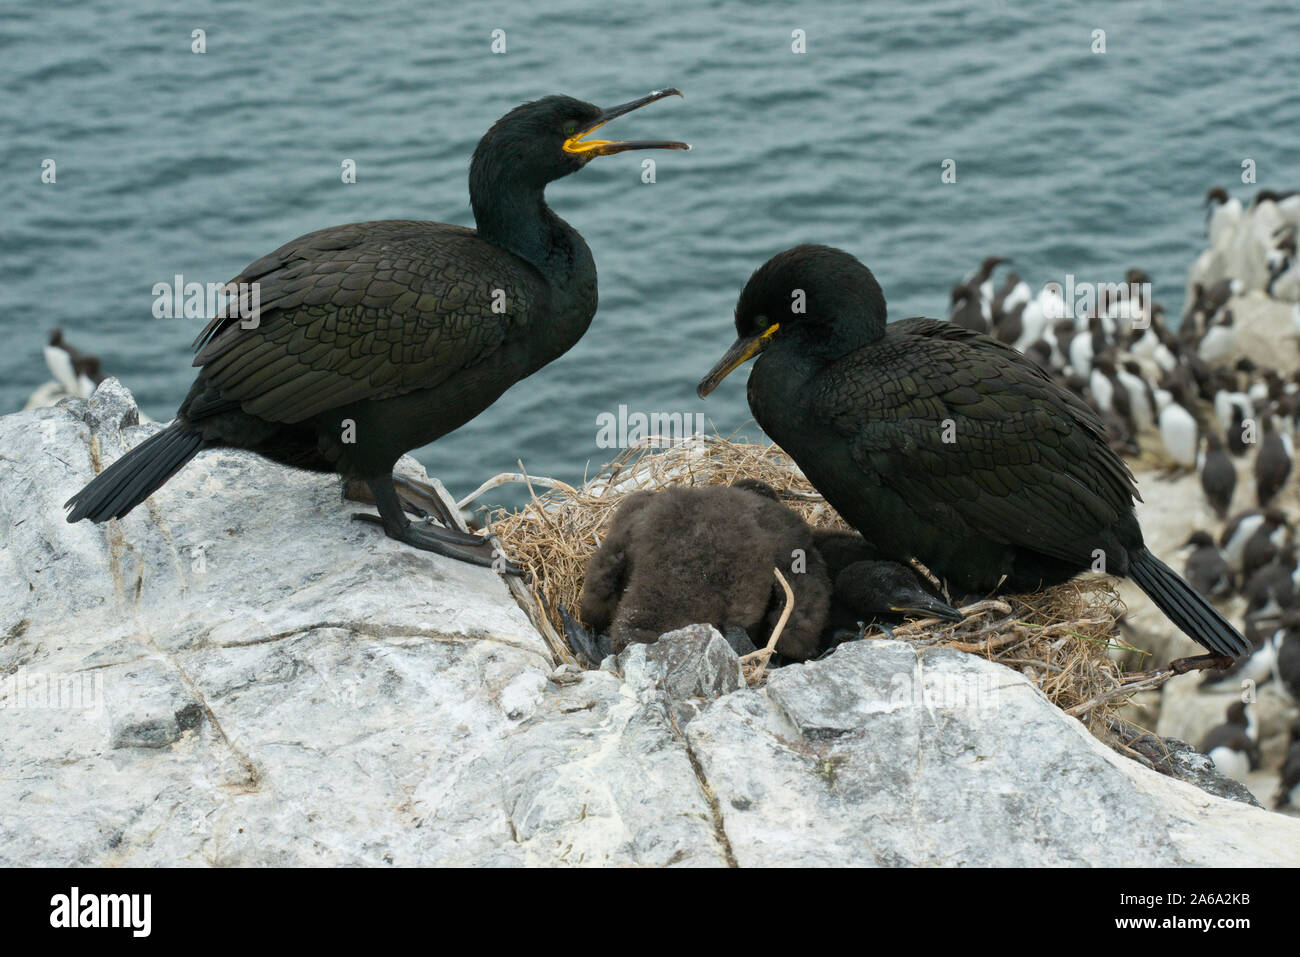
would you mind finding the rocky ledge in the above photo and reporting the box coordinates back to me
[2,381,1299,866]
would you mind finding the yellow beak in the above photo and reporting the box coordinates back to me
[562,88,691,156]
[696,324,780,398]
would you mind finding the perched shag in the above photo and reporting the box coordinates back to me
[1199,700,1260,781]
[697,245,1249,663]
[64,90,688,566]
[1198,432,1236,519]
[578,482,830,660]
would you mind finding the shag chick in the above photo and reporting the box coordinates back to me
[578,482,830,660]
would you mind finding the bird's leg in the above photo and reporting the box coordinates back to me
[344,477,429,517]
[342,476,482,543]
[1169,652,1236,675]
[390,473,476,534]
[353,475,520,574]
[560,607,606,669]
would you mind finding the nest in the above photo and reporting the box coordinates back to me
[488,434,1162,738]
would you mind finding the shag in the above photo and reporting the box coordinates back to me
[64,90,689,567]
[578,482,831,660]
[697,245,1250,665]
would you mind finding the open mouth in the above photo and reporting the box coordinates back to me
[562,88,691,157]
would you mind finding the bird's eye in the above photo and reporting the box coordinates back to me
[563,123,578,137]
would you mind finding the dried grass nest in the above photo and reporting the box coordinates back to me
[486,434,1168,739]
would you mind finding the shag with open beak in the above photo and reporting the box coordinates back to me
[561,88,690,160]
[64,89,689,572]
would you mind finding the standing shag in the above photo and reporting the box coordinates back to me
[64,90,689,567]
[697,245,1249,666]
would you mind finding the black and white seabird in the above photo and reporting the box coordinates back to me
[992,270,1030,320]
[1199,700,1260,782]
[1205,187,1243,248]
[1254,412,1294,507]
[1278,608,1300,700]
[1275,718,1300,810]
[1181,530,1234,600]
[1118,360,1157,432]
[1198,309,1236,363]
[1243,508,1292,580]
[965,255,1009,319]
[1156,381,1200,472]
[1197,432,1237,519]
[949,284,987,333]
[1219,507,1291,576]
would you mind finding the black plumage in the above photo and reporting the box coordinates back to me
[1226,404,1250,457]
[811,529,963,645]
[64,90,687,566]
[697,245,1249,661]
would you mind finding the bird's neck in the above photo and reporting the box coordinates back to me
[470,170,593,287]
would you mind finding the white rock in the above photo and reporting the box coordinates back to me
[5,381,1299,866]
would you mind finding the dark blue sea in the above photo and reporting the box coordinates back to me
[4,0,1298,506]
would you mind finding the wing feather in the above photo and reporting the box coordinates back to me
[190,220,536,424]
[816,317,1138,566]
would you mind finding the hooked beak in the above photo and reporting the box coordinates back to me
[563,88,691,157]
[697,324,780,398]
[890,595,965,624]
